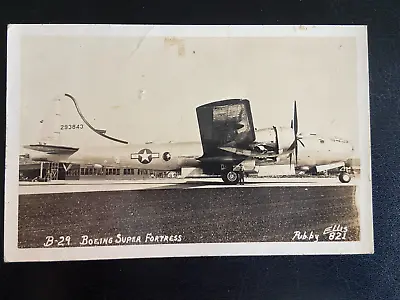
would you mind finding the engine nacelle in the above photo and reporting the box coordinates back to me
[254,126,295,155]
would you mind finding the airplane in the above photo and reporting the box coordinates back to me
[21,93,356,185]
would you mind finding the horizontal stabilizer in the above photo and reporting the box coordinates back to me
[23,144,79,155]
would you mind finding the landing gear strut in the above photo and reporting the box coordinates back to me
[222,170,240,185]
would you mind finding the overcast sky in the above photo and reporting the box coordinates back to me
[20,35,359,152]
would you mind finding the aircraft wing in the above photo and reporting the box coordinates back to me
[196,99,257,160]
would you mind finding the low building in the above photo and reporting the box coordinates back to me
[19,159,172,181]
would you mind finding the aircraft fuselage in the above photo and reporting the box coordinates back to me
[26,128,354,173]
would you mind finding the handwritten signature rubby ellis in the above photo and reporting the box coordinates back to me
[291,224,349,242]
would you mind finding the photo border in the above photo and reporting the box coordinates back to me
[5,24,373,262]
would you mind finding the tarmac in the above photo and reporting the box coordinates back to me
[17,176,360,248]
[19,176,359,195]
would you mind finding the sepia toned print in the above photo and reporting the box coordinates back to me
[5,25,373,262]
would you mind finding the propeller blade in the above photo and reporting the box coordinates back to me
[292,100,298,166]
[293,101,298,135]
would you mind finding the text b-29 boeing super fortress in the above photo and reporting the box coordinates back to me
[23,93,356,185]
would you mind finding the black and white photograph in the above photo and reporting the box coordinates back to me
[5,24,373,262]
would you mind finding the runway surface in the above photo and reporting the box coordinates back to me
[19,177,358,194]
[17,177,360,248]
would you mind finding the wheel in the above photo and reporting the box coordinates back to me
[339,172,351,183]
[222,171,240,185]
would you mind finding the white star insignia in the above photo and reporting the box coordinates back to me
[139,150,151,162]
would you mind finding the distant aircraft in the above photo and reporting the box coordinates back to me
[22,94,355,184]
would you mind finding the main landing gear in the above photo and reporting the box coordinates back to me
[338,167,352,183]
[221,170,240,185]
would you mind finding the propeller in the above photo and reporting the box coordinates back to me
[289,101,305,169]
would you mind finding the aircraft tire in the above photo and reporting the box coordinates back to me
[339,172,351,183]
[222,171,240,185]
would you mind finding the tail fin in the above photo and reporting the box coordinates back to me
[37,94,128,147]
[64,94,128,144]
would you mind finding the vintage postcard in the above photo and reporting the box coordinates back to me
[5,24,373,262]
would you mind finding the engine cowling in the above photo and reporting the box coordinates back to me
[253,126,295,155]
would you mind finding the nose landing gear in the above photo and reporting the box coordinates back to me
[338,167,353,183]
